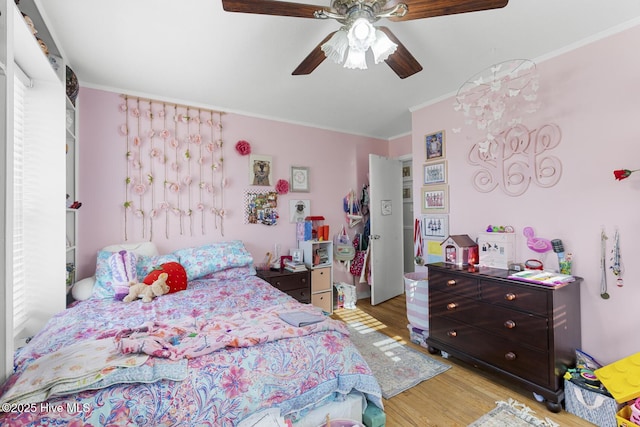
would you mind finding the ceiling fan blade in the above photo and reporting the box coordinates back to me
[292,32,335,75]
[386,0,508,21]
[378,27,423,79]
[222,0,327,18]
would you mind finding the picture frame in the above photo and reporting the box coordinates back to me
[425,130,445,161]
[421,184,449,213]
[402,164,412,180]
[423,160,447,185]
[289,199,310,223]
[422,214,449,239]
[402,184,412,200]
[249,154,273,186]
[290,166,310,192]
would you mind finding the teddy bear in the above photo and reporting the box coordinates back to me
[123,272,170,303]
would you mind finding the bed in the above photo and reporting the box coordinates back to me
[0,241,383,426]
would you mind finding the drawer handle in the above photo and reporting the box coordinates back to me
[447,330,457,338]
[447,279,457,287]
[275,281,281,287]
[446,302,458,311]
[505,352,517,361]
[504,320,516,329]
[504,293,517,301]
[301,278,307,283]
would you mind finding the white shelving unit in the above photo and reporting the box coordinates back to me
[298,240,333,314]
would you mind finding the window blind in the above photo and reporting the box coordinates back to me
[13,75,27,336]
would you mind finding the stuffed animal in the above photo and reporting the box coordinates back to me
[123,272,170,303]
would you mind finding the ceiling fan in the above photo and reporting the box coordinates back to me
[221,0,509,78]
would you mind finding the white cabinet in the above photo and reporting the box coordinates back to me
[298,240,333,313]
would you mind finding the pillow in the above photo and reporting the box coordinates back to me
[142,262,188,294]
[136,254,180,279]
[108,250,138,301]
[72,277,96,301]
[173,240,254,281]
[92,242,163,299]
[200,264,257,281]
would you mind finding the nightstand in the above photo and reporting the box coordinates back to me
[256,269,311,304]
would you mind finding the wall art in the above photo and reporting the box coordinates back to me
[119,95,226,241]
[244,189,278,225]
[421,184,449,213]
[425,130,445,161]
[422,214,449,239]
[249,154,273,186]
[424,160,447,185]
[289,199,310,223]
[467,123,562,196]
[290,166,310,192]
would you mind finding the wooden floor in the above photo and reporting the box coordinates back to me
[332,295,594,427]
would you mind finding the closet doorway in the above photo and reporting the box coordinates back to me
[401,156,414,274]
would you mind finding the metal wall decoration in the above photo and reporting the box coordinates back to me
[467,123,562,197]
[119,95,226,240]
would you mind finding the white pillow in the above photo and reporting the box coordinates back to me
[72,276,96,301]
[101,242,159,257]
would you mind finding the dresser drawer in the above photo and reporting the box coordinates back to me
[431,290,548,350]
[311,267,331,292]
[287,288,310,304]
[312,291,332,313]
[429,270,479,299]
[480,280,548,316]
[430,317,551,387]
[269,272,310,292]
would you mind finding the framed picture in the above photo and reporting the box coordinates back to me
[290,166,310,192]
[425,130,445,160]
[249,154,273,186]
[421,184,449,213]
[423,160,447,185]
[289,199,310,223]
[402,184,412,200]
[402,164,411,180]
[422,214,449,239]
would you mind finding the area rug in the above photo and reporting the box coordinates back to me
[468,399,560,427]
[346,322,450,399]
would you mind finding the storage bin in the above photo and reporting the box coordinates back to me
[407,324,428,348]
[403,272,428,331]
[565,380,622,427]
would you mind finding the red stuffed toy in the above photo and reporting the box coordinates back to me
[143,262,188,294]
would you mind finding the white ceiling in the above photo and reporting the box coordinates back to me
[37,0,640,140]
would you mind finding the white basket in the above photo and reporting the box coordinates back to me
[404,272,429,330]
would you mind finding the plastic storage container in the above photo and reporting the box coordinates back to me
[403,272,429,331]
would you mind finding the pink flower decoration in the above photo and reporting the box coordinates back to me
[119,103,127,112]
[160,129,170,139]
[235,140,251,156]
[276,179,289,195]
[148,130,155,138]
[171,162,180,172]
[132,136,141,147]
[150,209,158,219]
[170,139,179,149]
[157,110,165,118]
[168,182,180,193]
[135,209,144,218]
[198,156,207,165]
[131,108,140,118]
[183,176,192,185]
[206,119,214,127]
[159,201,170,210]
[133,183,147,195]
[149,148,161,158]
[119,124,128,136]
[191,134,202,145]
[192,116,201,124]
[196,203,205,211]
[206,143,216,153]
[146,110,153,120]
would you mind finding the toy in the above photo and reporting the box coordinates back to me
[123,272,170,303]
[142,262,187,294]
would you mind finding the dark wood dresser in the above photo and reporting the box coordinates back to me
[256,269,311,304]
[426,263,582,412]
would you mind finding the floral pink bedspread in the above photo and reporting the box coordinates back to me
[0,275,382,426]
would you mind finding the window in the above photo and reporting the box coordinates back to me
[13,72,27,337]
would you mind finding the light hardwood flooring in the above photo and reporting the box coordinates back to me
[332,295,594,427]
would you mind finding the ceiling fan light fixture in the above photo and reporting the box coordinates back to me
[347,18,376,51]
[343,47,367,70]
[321,29,349,64]
[371,29,397,64]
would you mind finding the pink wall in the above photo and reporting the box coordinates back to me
[389,133,412,158]
[411,24,640,364]
[77,88,386,287]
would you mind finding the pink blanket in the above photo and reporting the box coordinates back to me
[115,303,349,360]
